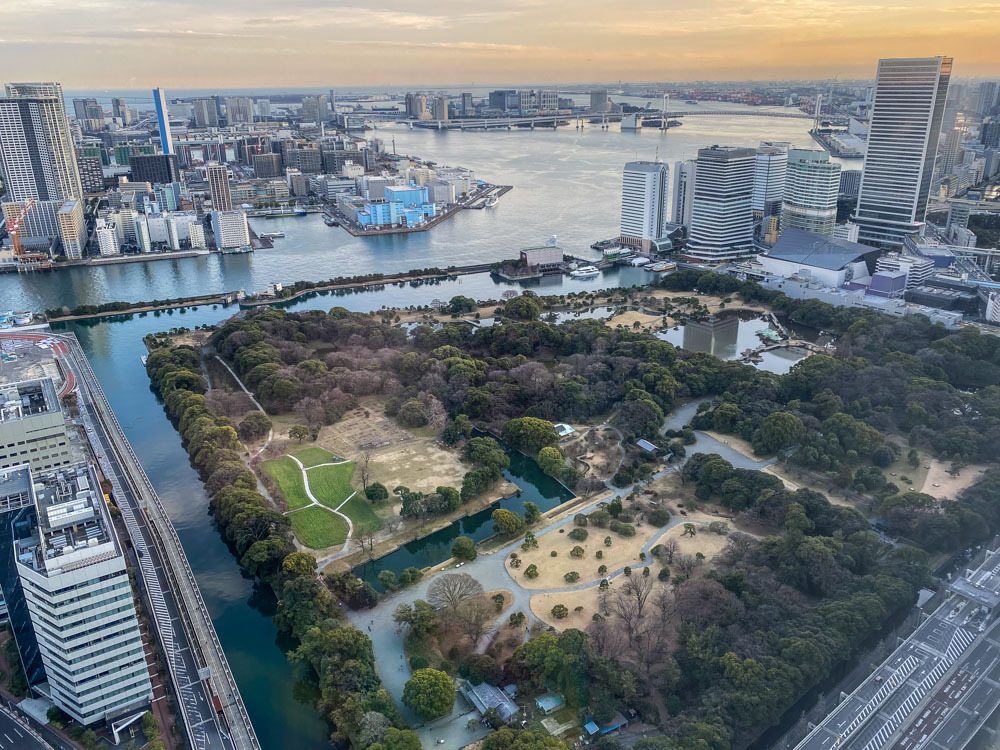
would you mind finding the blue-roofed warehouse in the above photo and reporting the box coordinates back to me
[756,228,881,288]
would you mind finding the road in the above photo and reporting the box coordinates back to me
[2,331,259,750]
[0,706,49,750]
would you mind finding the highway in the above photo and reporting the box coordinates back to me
[3,331,260,750]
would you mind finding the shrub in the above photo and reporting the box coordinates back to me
[550,550,558,557]
[410,655,429,670]
[658,567,671,581]
[439,660,453,673]
[551,604,569,619]
[589,510,611,528]
[524,564,539,579]
[623,566,632,576]
[648,508,671,526]
[708,521,729,535]
[598,564,607,576]
[574,606,584,613]
[570,546,585,558]
[604,536,612,547]
[651,544,665,557]
[595,550,603,559]
[568,528,588,541]
[642,566,650,577]
[573,514,588,527]
[610,520,636,537]
[617,511,635,523]
[564,571,580,583]
[639,552,646,561]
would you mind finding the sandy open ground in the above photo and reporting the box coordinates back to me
[701,430,758,459]
[531,586,605,630]
[924,459,987,500]
[606,311,662,331]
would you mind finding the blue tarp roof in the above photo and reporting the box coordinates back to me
[584,721,600,736]
[766,227,875,271]
[535,692,564,712]
[636,439,657,452]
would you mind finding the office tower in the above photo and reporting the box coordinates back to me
[130,154,179,185]
[487,90,516,111]
[111,97,131,124]
[982,118,1000,149]
[72,98,89,122]
[671,160,696,227]
[206,163,232,211]
[839,169,862,198]
[193,98,219,127]
[57,200,86,259]
[619,161,669,252]
[76,155,104,193]
[300,95,327,123]
[537,90,559,111]
[225,97,254,124]
[781,149,841,236]
[590,91,610,113]
[460,93,474,115]
[290,147,321,174]
[430,96,448,121]
[328,89,337,113]
[152,88,173,156]
[256,99,271,120]
[405,93,427,118]
[211,210,250,248]
[0,82,83,202]
[977,81,999,117]
[940,128,963,176]
[2,458,153,725]
[752,143,788,217]
[686,145,756,262]
[71,97,103,131]
[253,152,282,178]
[853,56,951,250]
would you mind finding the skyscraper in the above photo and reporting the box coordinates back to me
[152,88,173,155]
[780,149,841,236]
[256,99,271,120]
[686,146,756,262]
[590,91,610,113]
[193,98,219,127]
[752,143,788,217]
[206,163,233,211]
[225,97,255,124]
[430,96,449,121]
[300,95,328,123]
[0,82,82,202]
[111,97,131,124]
[853,56,952,250]
[939,128,963,176]
[671,160,696,227]
[619,161,669,252]
[977,81,999,118]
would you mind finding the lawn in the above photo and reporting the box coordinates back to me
[262,457,310,510]
[287,506,349,549]
[339,494,383,530]
[307,462,355,508]
[293,446,337,468]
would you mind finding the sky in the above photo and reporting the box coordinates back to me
[3,0,1000,88]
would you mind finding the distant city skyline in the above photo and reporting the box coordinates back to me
[3,0,1000,87]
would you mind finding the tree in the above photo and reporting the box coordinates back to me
[289,424,311,443]
[381,728,422,750]
[509,611,526,628]
[492,508,526,536]
[521,530,538,550]
[365,481,389,503]
[378,570,398,591]
[501,417,560,454]
[504,295,541,321]
[237,411,272,442]
[427,573,483,609]
[551,604,569,619]
[523,501,542,525]
[393,600,437,638]
[492,592,506,611]
[359,711,391,747]
[359,449,373,493]
[752,412,805,455]
[397,399,429,427]
[452,598,494,645]
[402,668,455,719]
[452,536,477,561]
[524,564,539,579]
[682,523,697,537]
[537,446,566,477]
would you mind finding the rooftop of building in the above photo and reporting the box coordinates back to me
[766,228,878,271]
[0,378,59,424]
[14,463,117,577]
[623,161,668,173]
[0,465,32,512]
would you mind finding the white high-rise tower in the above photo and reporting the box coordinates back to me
[619,161,669,252]
[686,146,756,262]
[752,142,789,217]
[781,149,842,236]
[853,56,952,249]
[671,160,696,227]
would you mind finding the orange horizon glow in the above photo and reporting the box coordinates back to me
[2,0,999,88]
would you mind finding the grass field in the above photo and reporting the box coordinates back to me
[339,494,383,530]
[293,446,337,468]
[288,506,349,549]
[307,462,355,508]
[262,457,310,510]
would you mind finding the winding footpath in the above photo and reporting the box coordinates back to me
[345,399,778,747]
[285,455,356,554]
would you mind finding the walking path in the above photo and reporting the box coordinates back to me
[285,454,355,554]
[214,355,273,460]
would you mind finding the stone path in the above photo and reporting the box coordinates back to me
[285,454,355,554]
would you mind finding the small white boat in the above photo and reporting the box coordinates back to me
[569,265,600,278]
[484,195,498,208]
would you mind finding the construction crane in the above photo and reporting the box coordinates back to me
[6,199,51,271]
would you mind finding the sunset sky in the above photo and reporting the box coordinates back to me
[3,0,1000,88]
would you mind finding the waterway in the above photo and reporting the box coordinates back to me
[353,446,574,589]
[22,109,827,748]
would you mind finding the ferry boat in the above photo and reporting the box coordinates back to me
[264,210,307,219]
[569,265,600,278]
[220,246,254,255]
[645,261,677,272]
[259,232,285,239]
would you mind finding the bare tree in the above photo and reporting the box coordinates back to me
[353,522,379,556]
[427,573,483,610]
[620,572,655,622]
[358,448,372,494]
[611,589,643,643]
[451,598,493,646]
[661,538,679,564]
[587,618,623,659]
[675,553,697,577]
[717,531,755,565]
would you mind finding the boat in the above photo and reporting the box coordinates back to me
[569,265,600,278]
[264,210,307,218]
[259,232,285,239]
[646,261,677,272]
[220,246,254,255]
[140,355,148,367]
[13,311,33,326]
[629,257,651,267]
[324,217,340,227]
[484,195,498,208]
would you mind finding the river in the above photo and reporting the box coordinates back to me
[24,110,827,748]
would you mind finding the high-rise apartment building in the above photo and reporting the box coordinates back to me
[0,82,83,202]
[619,161,669,252]
[460,93,474,115]
[206,163,232,211]
[405,93,428,119]
[57,200,86,259]
[76,155,104,193]
[853,56,952,250]
[225,97,255,125]
[590,91,610,113]
[111,97,129,124]
[71,98,104,131]
[300,95,328,123]
[686,146,756,262]
[192,98,219,128]
[253,153,283,179]
[671,160,696,227]
[977,81,999,118]
[256,99,271,120]
[211,210,250,249]
[781,149,841,236]
[130,154,179,185]
[939,128,963,176]
[752,143,788,217]
[430,96,449,121]
[152,88,173,155]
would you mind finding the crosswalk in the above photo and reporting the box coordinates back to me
[859,627,976,750]
[839,657,921,742]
